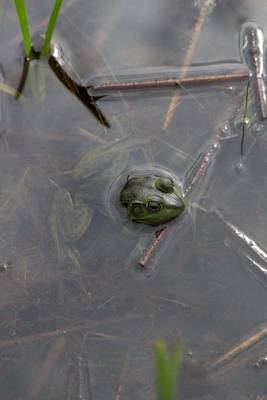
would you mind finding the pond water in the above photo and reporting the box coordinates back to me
[1,0,267,399]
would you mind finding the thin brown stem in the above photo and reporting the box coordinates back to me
[15,56,30,99]
[90,70,248,95]
[139,227,167,268]
[241,80,251,156]
[30,337,66,398]
[208,322,267,370]
[0,315,141,349]
[163,0,214,130]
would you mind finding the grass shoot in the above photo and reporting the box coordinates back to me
[41,0,64,57]
[13,0,32,58]
[13,0,64,98]
[14,0,64,59]
[154,339,183,400]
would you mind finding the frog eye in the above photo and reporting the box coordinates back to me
[130,202,145,216]
[155,177,174,193]
[147,200,162,212]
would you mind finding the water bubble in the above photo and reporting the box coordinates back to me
[212,142,220,150]
[0,262,9,273]
[193,0,216,14]
[204,155,210,163]
[220,123,231,138]
[233,117,251,131]
[235,161,246,174]
[254,355,267,369]
[252,123,265,135]
[224,238,231,248]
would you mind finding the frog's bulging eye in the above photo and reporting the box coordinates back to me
[155,177,174,193]
[147,200,162,212]
[130,202,145,216]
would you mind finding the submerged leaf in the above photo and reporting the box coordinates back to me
[71,136,149,180]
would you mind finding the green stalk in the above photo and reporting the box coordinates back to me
[13,0,32,57]
[41,0,64,57]
[154,340,183,400]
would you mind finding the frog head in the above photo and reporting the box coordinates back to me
[120,174,185,225]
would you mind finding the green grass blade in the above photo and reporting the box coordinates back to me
[13,0,32,57]
[169,343,183,399]
[154,340,183,400]
[41,0,64,57]
[154,340,171,400]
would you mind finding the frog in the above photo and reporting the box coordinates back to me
[49,136,186,264]
[120,174,185,225]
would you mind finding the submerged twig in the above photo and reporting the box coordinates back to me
[150,294,207,313]
[240,80,251,156]
[139,227,167,268]
[89,70,248,95]
[0,314,141,349]
[77,354,93,400]
[15,56,31,99]
[208,322,267,370]
[115,348,131,400]
[214,209,267,272]
[15,49,40,99]
[30,337,66,398]
[163,0,214,130]
[79,128,108,144]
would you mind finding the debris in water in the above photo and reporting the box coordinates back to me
[241,22,267,121]
[139,227,167,268]
[254,355,267,369]
[240,80,251,156]
[208,321,267,370]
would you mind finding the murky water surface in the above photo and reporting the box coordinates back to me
[1,1,267,399]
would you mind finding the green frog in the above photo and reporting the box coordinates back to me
[49,137,185,263]
[120,175,185,225]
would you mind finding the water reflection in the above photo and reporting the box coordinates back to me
[1,1,267,399]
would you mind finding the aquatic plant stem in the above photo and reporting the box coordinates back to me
[41,0,64,57]
[15,55,31,99]
[90,70,249,95]
[30,337,66,398]
[240,80,251,156]
[163,0,214,130]
[139,227,167,268]
[13,0,32,57]
[208,322,267,370]
[154,340,182,400]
